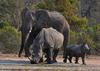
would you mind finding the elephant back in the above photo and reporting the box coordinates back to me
[48,11,67,33]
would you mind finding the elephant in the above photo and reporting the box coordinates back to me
[63,43,90,65]
[30,27,64,64]
[24,9,70,58]
[18,7,35,57]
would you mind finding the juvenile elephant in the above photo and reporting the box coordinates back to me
[63,43,90,64]
[24,9,70,58]
[30,27,64,64]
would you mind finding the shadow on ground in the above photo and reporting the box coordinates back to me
[0,60,30,64]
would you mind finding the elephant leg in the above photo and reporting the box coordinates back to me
[75,57,79,64]
[18,33,26,57]
[63,27,70,58]
[69,56,72,63]
[39,57,44,63]
[63,55,68,63]
[46,48,53,64]
[24,30,34,57]
[24,41,31,57]
[53,49,59,63]
[81,55,86,65]
[63,50,69,63]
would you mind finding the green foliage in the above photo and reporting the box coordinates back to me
[69,15,100,50]
[34,1,47,9]
[70,16,88,31]
[69,30,77,44]
[0,26,21,53]
[0,20,11,29]
[70,23,100,50]
[69,29,96,49]
[71,16,88,27]
[78,32,95,47]
[87,25,100,41]
[87,24,100,48]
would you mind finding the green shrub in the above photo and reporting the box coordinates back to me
[69,30,77,44]
[87,24,100,49]
[70,16,88,31]
[78,32,95,47]
[0,26,21,53]
[0,20,10,29]
[34,1,47,9]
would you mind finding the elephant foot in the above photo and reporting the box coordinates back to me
[82,63,86,65]
[30,60,38,64]
[24,53,31,57]
[75,62,79,64]
[39,58,44,63]
[45,59,57,63]
[47,60,55,64]
[18,52,22,57]
[24,55,31,57]
[53,60,57,63]
[46,58,55,64]
[18,54,21,57]
[30,60,35,64]
[63,59,67,63]
[70,61,72,63]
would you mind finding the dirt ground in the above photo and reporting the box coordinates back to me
[0,54,100,65]
[0,54,100,71]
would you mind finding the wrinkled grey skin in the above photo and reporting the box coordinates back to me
[24,9,70,58]
[18,7,35,57]
[63,43,90,65]
[30,27,64,64]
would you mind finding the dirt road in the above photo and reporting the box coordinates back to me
[0,54,100,71]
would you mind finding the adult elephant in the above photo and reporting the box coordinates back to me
[18,7,35,57]
[24,9,70,58]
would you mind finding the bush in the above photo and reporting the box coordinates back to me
[70,16,88,31]
[87,24,100,55]
[0,20,10,29]
[69,30,77,44]
[0,26,21,53]
[34,1,47,9]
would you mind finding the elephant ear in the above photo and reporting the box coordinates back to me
[35,9,50,28]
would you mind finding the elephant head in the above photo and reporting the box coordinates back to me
[34,9,50,29]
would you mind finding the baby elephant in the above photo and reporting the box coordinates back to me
[63,43,90,65]
[30,27,64,64]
